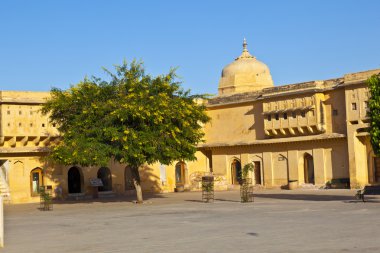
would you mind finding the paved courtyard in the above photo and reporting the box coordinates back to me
[3,189,380,253]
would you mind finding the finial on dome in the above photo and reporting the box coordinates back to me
[236,38,254,60]
[243,38,248,52]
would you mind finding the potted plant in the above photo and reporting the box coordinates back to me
[240,163,254,202]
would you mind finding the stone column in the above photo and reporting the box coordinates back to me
[263,152,273,187]
[312,148,325,185]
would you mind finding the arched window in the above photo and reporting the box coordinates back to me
[97,167,112,192]
[30,167,43,196]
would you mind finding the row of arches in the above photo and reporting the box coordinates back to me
[230,153,315,186]
[30,162,188,196]
[68,166,113,194]
[68,162,188,194]
[231,159,262,185]
[29,156,316,196]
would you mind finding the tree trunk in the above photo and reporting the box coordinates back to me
[131,165,143,203]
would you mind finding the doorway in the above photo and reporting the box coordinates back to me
[175,162,186,188]
[304,154,315,184]
[30,168,43,196]
[68,167,82,193]
[125,166,135,190]
[254,162,262,185]
[231,159,242,185]
[374,157,380,183]
[97,167,112,191]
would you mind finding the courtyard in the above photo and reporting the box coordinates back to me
[3,189,380,253]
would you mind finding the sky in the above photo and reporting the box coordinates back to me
[0,0,379,95]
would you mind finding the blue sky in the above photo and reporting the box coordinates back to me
[1,0,379,95]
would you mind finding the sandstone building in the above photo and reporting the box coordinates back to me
[1,40,380,203]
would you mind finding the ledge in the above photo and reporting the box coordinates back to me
[198,133,346,149]
[0,147,49,154]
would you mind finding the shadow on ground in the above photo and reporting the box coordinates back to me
[46,192,168,207]
[254,193,380,203]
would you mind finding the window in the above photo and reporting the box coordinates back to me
[19,111,22,115]
[275,114,279,120]
[7,110,10,115]
[283,113,288,120]
[18,123,22,127]
[30,111,33,115]
[352,103,357,110]
[42,123,45,127]
[301,111,306,118]
[292,112,296,118]
[364,101,370,116]
[30,123,33,127]
[7,123,10,127]
[333,109,338,116]
[52,123,56,127]
[267,115,271,121]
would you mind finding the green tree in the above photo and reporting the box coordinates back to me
[42,60,210,203]
[368,74,380,155]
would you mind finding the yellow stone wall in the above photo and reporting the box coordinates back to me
[1,68,380,203]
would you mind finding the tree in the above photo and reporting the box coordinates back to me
[368,74,380,156]
[42,60,210,203]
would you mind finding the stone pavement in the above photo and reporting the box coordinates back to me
[3,189,380,253]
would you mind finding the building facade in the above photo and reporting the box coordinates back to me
[200,40,380,191]
[1,40,379,203]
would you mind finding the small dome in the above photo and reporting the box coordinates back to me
[218,39,274,95]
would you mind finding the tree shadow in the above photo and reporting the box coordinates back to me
[49,192,168,206]
[36,154,167,206]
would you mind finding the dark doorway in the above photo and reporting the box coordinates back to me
[304,154,315,184]
[254,162,262,185]
[97,167,112,192]
[125,166,135,190]
[374,157,380,183]
[231,159,242,185]
[175,162,186,187]
[68,167,82,193]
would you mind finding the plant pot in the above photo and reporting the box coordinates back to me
[288,180,298,190]
[175,185,184,192]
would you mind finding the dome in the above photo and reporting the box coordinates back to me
[218,39,274,95]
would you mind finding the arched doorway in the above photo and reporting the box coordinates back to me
[254,161,262,185]
[97,167,112,192]
[175,162,186,188]
[304,154,315,184]
[30,167,43,196]
[125,166,135,190]
[68,167,82,193]
[374,157,380,183]
[231,159,242,185]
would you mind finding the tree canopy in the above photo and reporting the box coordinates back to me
[42,60,210,202]
[368,74,380,155]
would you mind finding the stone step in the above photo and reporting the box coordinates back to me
[98,191,116,198]
[66,193,90,201]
